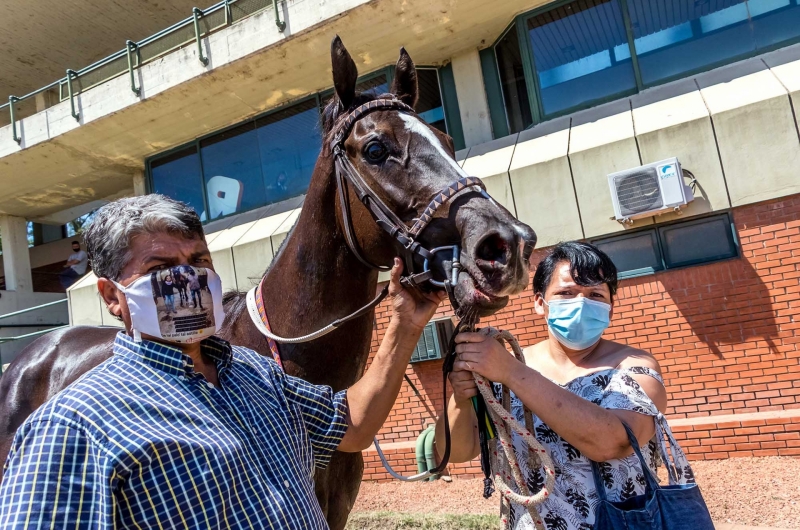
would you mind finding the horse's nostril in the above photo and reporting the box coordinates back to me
[476,232,511,267]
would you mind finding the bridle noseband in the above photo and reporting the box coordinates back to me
[331,97,490,296]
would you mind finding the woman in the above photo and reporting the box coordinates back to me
[436,241,693,530]
[161,274,177,314]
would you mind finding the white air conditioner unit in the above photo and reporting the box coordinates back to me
[608,157,694,223]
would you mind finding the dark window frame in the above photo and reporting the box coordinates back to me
[146,65,464,222]
[590,212,739,279]
[486,0,800,133]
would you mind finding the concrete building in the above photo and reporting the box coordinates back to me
[2,0,800,473]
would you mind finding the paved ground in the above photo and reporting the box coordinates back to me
[354,456,800,528]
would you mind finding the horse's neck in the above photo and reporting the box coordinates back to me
[257,160,380,389]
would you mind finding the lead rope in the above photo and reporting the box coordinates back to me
[472,327,556,530]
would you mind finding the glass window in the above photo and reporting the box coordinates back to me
[628,0,756,86]
[593,229,663,278]
[256,99,322,205]
[592,213,737,278]
[357,74,389,97]
[749,0,800,50]
[658,215,737,268]
[496,26,533,133]
[416,69,448,134]
[200,122,267,222]
[150,146,205,217]
[526,0,637,117]
[320,74,390,111]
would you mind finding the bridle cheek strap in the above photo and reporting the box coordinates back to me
[331,97,488,288]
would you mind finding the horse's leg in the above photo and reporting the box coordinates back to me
[315,451,364,530]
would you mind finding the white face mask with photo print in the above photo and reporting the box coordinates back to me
[113,266,225,344]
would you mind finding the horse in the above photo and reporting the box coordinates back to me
[0,37,537,529]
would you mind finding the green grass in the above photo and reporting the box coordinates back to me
[345,512,497,530]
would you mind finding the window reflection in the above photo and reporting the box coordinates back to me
[200,122,267,221]
[527,0,636,117]
[150,146,205,217]
[627,0,755,85]
[496,27,532,133]
[256,99,322,205]
[416,69,448,134]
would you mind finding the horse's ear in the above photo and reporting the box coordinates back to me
[391,47,418,107]
[331,35,358,110]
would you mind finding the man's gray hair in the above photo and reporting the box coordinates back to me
[83,195,205,280]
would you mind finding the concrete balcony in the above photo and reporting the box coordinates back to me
[0,0,541,220]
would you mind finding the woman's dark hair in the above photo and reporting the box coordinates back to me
[532,241,619,299]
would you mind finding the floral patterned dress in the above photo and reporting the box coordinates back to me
[496,366,694,530]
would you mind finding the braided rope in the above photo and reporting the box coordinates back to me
[474,328,556,530]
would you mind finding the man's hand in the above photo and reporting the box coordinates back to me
[452,332,523,387]
[387,258,446,332]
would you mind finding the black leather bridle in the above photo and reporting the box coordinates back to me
[331,97,490,297]
[330,96,491,479]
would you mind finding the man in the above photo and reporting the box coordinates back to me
[58,240,88,289]
[187,267,204,309]
[0,195,443,529]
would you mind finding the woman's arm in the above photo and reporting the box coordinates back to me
[455,333,666,462]
[434,369,481,463]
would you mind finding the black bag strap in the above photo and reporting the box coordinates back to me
[591,421,659,501]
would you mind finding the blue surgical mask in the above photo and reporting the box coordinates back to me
[544,297,611,350]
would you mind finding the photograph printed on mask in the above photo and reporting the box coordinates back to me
[153,266,216,340]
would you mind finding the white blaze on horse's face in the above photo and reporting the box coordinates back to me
[398,113,499,211]
[398,114,465,177]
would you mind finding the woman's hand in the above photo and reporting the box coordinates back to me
[453,332,523,387]
[449,367,478,404]
[388,258,446,332]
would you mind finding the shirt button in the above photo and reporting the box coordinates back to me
[284,480,291,488]
[206,382,215,389]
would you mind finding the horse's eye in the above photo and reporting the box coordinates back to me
[364,141,388,163]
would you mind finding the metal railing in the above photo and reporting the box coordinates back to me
[2,0,286,142]
[0,298,69,376]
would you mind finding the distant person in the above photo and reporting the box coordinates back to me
[268,171,289,195]
[187,269,204,310]
[58,241,88,289]
[161,275,177,314]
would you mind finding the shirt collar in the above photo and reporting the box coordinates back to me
[113,331,233,377]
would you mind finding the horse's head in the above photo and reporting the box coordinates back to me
[323,37,537,318]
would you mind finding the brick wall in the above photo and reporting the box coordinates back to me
[362,193,800,480]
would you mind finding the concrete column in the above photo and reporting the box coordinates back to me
[133,169,147,196]
[0,215,33,292]
[451,48,494,148]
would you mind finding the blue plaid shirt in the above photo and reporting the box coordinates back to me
[0,332,349,529]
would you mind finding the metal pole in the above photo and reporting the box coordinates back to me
[0,298,68,320]
[192,8,210,66]
[66,69,80,121]
[273,0,286,32]
[224,0,231,25]
[126,41,141,96]
[8,96,20,144]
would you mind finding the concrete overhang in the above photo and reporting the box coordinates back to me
[0,0,547,219]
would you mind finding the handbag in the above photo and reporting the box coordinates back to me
[590,422,715,530]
